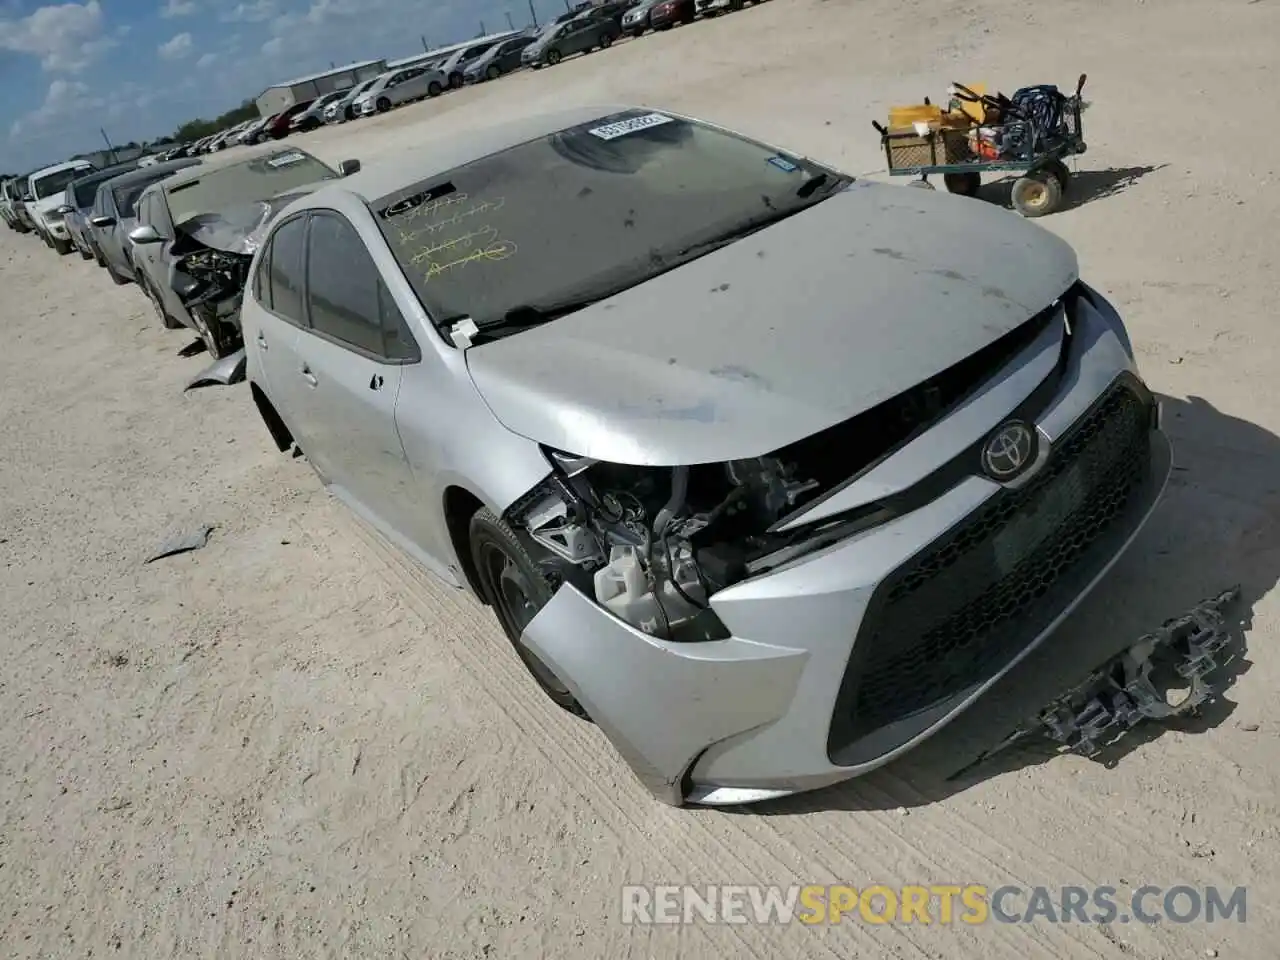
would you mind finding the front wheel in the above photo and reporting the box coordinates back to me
[599,31,615,48]
[376,97,391,113]
[192,305,238,359]
[546,48,562,65]
[486,64,501,80]
[469,508,587,718]
[52,236,72,255]
[427,81,442,97]
[104,258,130,285]
[141,276,182,329]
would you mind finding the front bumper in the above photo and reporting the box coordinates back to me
[695,0,731,11]
[45,220,69,239]
[519,288,1172,805]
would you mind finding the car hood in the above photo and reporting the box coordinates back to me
[465,181,1079,466]
[174,184,329,256]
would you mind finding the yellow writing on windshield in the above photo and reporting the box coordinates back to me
[423,239,518,282]
[396,197,507,246]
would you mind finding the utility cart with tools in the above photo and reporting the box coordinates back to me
[873,74,1088,217]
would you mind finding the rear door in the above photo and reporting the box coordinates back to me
[291,211,421,532]
[249,215,313,449]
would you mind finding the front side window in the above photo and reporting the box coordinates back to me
[371,109,844,336]
[164,152,336,226]
[267,217,307,324]
[304,213,411,358]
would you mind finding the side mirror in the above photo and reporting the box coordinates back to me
[129,224,163,244]
[89,215,116,228]
[338,158,361,176]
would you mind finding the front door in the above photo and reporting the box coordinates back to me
[291,211,419,532]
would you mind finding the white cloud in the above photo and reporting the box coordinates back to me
[9,76,103,138]
[0,0,111,73]
[260,35,283,56]
[160,0,198,17]
[221,0,276,22]
[195,51,216,68]
[157,31,193,60]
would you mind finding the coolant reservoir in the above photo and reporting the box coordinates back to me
[594,545,707,637]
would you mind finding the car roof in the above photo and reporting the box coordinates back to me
[102,158,201,191]
[30,158,95,180]
[331,104,638,203]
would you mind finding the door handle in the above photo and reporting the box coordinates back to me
[301,365,318,387]
[256,331,267,351]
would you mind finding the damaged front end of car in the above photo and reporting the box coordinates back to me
[168,190,313,356]
[502,304,1060,644]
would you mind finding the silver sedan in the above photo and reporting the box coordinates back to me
[240,106,1171,806]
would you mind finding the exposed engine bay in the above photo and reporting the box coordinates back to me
[172,247,251,334]
[512,455,826,641]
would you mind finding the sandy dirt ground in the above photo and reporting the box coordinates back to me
[3,0,1280,956]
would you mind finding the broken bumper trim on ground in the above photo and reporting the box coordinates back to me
[952,585,1243,778]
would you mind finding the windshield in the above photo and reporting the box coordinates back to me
[166,151,336,225]
[33,167,91,200]
[114,172,179,218]
[372,110,845,331]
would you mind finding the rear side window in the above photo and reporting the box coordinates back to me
[304,213,396,357]
[267,217,307,324]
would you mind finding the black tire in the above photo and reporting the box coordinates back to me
[943,171,982,197]
[681,6,695,23]
[1011,170,1063,218]
[448,72,464,89]
[140,275,182,329]
[486,64,500,80]
[599,31,615,48]
[427,80,442,97]
[376,97,391,113]
[191,305,237,359]
[79,245,93,260]
[92,244,106,267]
[730,0,744,10]
[546,48,562,65]
[52,236,72,255]
[469,507,587,718]
[1038,158,1072,194]
[104,258,130,285]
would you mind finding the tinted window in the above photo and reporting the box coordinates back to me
[253,236,271,306]
[305,214,387,355]
[371,110,841,332]
[268,217,307,323]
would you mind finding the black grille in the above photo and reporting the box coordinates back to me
[829,379,1156,760]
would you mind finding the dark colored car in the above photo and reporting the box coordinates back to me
[462,34,538,83]
[649,0,696,28]
[264,101,315,140]
[521,8,623,68]
[58,162,142,260]
[621,0,661,35]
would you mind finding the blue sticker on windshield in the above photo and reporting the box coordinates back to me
[767,155,799,173]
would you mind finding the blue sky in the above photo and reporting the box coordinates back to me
[0,0,562,172]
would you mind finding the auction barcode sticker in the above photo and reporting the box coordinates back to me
[588,113,674,140]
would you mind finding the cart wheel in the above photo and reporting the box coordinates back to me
[1038,159,1072,194]
[908,178,935,190]
[943,172,982,197]
[1011,171,1062,218]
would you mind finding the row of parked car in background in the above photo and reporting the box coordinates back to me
[0,0,771,356]
[143,0,773,159]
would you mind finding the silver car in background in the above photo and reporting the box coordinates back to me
[324,78,378,124]
[352,66,445,117]
[240,106,1170,807]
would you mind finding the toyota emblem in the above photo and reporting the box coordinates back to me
[982,421,1037,481]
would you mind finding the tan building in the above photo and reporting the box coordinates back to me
[255,60,388,116]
